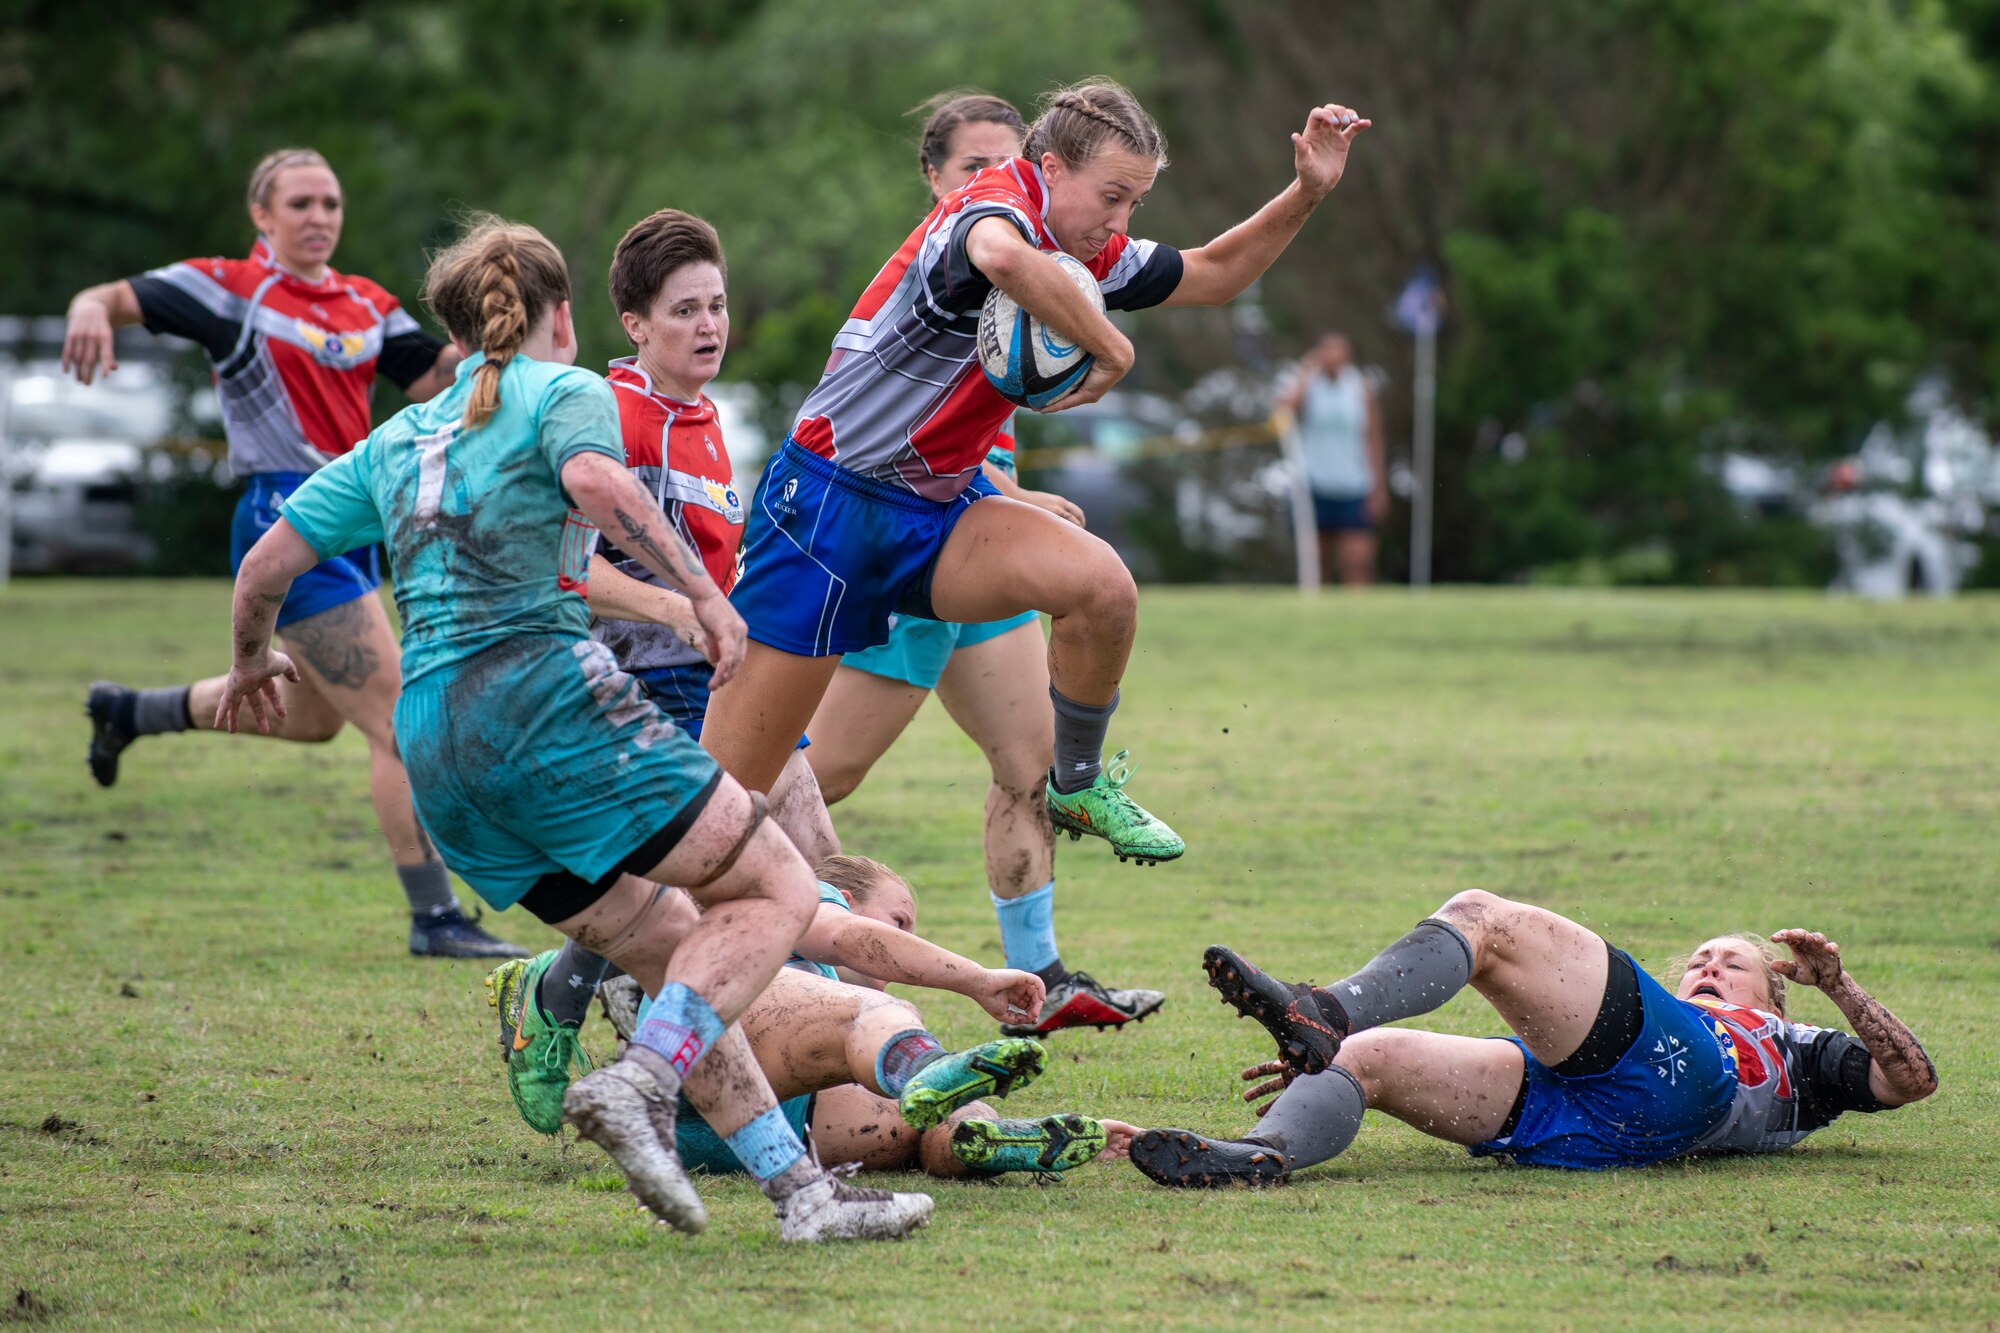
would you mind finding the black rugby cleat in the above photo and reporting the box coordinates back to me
[1129,1128,1290,1188]
[1202,945,1346,1076]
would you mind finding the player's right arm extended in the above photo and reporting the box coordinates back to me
[792,908,1044,1024]
[216,519,317,734]
[61,280,145,386]
[965,216,1133,410]
[561,451,746,687]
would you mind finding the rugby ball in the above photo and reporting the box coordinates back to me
[978,252,1107,410]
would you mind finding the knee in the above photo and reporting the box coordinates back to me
[1435,889,1513,932]
[988,740,1053,799]
[808,755,867,806]
[1050,542,1136,629]
[1335,1031,1410,1105]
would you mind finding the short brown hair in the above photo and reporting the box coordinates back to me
[1025,78,1167,170]
[913,90,1026,177]
[246,147,332,211]
[814,854,907,909]
[608,209,726,341]
[421,213,572,430]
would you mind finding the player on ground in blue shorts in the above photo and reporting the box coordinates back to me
[61,147,520,958]
[595,855,1142,1179]
[485,209,844,1134]
[809,92,1165,1038]
[706,79,1371,876]
[217,214,930,1242]
[1128,892,1937,1185]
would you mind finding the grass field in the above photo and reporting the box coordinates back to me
[3,580,1997,1329]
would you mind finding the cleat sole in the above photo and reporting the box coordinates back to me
[1202,947,1340,1077]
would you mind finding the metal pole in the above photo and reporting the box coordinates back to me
[1411,321,1436,589]
[1277,416,1320,591]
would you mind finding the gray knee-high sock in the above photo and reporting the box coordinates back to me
[396,859,461,917]
[1049,687,1118,794]
[1245,1065,1366,1169]
[128,687,192,736]
[1308,918,1474,1034]
[539,940,612,1027]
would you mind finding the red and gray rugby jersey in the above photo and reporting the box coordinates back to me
[127,240,442,476]
[1687,998,1888,1155]
[790,158,1182,500]
[590,357,745,673]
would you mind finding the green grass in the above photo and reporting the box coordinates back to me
[3,581,1997,1329]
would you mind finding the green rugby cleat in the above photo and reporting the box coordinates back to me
[950,1113,1107,1174]
[486,951,592,1136]
[1044,750,1185,865]
[898,1038,1046,1130]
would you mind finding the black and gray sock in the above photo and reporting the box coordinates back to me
[1309,918,1474,1034]
[539,940,612,1027]
[1049,687,1118,795]
[128,686,193,737]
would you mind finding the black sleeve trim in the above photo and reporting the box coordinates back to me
[377,328,445,391]
[1105,244,1185,312]
[128,273,237,361]
[1795,1031,1888,1133]
[944,204,1038,307]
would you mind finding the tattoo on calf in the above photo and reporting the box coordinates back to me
[280,598,380,690]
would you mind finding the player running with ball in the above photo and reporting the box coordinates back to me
[809,91,1165,1037]
[219,214,930,1242]
[1130,892,1936,1185]
[703,79,1371,875]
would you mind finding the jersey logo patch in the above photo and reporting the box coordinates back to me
[702,479,744,525]
[297,321,368,368]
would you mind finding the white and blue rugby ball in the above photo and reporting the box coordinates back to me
[977,252,1107,410]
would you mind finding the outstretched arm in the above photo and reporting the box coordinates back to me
[793,906,1044,1025]
[561,451,745,687]
[1771,930,1938,1107]
[62,280,146,386]
[217,520,318,733]
[1164,104,1371,309]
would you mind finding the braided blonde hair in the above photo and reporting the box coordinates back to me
[421,214,572,430]
[1025,78,1167,170]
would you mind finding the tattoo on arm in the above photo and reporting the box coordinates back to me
[1826,976,1937,1100]
[612,506,707,589]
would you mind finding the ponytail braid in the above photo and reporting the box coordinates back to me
[422,213,573,431]
[1025,77,1167,170]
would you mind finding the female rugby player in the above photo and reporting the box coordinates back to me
[485,208,850,1137]
[596,855,1142,1179]
[706,79,1371,876]
[1129,893,1937,1185]
[218,214,930,1242]
[62,147,520,959]
[807,92,1163,1036]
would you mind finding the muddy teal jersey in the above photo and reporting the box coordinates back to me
[280,352,623,688]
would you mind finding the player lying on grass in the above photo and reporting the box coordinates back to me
[1129,891,1937,1185]
[807,91,1164,1037]
[579,855,1139,1178]
[482,208,847,1126]
[702,79,1372,871]
[218,213,929,1242]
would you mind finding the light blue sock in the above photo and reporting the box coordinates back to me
[993,881,1059,973]
[632,982,724,1078]
[724,1104,809,1182]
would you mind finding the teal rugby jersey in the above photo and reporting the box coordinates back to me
[280,352,623,687]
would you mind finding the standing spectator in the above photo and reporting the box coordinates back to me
[1279,334,1387,587]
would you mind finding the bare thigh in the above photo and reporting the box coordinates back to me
[925,495,1132,626]
[278,594,402,740]
[701,642,841,797]
[735,968,880,1099]
[768,747,840,865]
[1436,890,1611,1069]
[803,666,930,805]
[1336,1028,1525,1146]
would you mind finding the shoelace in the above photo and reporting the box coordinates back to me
[542,1024,594,1075]
[1100,749,1135,789]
